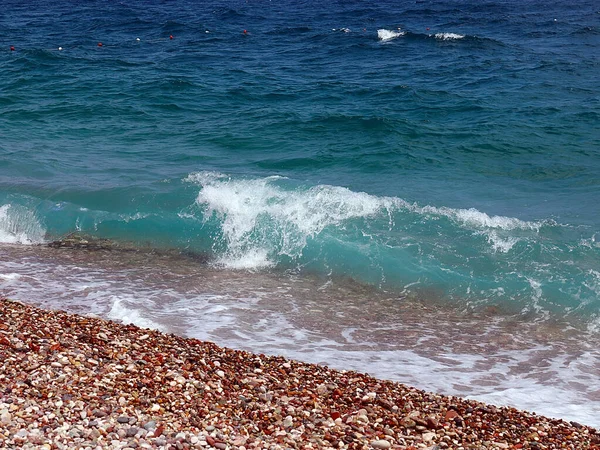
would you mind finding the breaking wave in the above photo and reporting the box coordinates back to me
[377,29,406,42]
[0,204,46,245]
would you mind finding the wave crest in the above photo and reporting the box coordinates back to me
[184,172,548,269]
[377,29,405,42]
[434,32,465,40]
[186,172,397,269]
[0,204,46,245]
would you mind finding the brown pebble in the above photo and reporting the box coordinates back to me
[0,297,598,450]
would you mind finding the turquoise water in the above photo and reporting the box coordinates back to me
[1,0,600,426]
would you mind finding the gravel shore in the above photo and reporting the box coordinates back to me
[1,297,598,449]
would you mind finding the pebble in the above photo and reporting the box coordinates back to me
[0,410,11,425]
[92,409,107,418]
[422,431,436,442]
[283,416,294,428]
[0,297,598,450]
[143,420,157,430]
[371,439,391,449]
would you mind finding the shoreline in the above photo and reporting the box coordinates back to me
[1,298,599,449]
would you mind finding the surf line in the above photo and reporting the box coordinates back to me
[6,25,424,52]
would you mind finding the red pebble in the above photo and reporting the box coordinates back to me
[331,411,341,420]
[445,410,460,420]
[152,424,164,437]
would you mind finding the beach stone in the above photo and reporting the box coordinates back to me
[93,409,107,418]
[143,420,157,430]
[0,410,11,425]
[117,416,130,424]
[423,432,436,442]
[427,416,440,429]
[371,439,391,449]
[445,410,460,420]
[400,416,416,428]
[126,427,139,437]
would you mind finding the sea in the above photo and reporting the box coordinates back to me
[1,0,599,428]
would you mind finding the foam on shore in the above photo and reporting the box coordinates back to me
[0,297,598,449]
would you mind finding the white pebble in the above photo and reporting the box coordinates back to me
[1,410,11,425]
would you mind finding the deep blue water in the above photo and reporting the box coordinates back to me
[1,0,599,320]
[2,0,600,427]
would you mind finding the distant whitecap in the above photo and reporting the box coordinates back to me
[434,32,465,40]
[377,29,405,42]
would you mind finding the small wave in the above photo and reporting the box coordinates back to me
[416,205,545,231]
[434,32,465,40]
[0,204,46,245]
[107,296,167,332]
[185,172,397,269]
[0,273,21,281]
[377,29,405,42]
[478,230,520,253]
[184,172,546,269]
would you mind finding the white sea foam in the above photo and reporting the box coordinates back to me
[413,204,544,231]
[377,29,405,42]
[0,204,46,244]
[185,172,548,267]
[0,273,21,281]
[107,296,168,332]
[2,243,599,428]
[434,32,465,40]
[120,212,151,222]
[186,172,398,269]
[478,230,519,253]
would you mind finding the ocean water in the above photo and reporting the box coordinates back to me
[1,0,600,428]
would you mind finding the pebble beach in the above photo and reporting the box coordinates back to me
[1,298,598,450]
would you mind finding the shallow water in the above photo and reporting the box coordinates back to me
[1,243,599,427]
